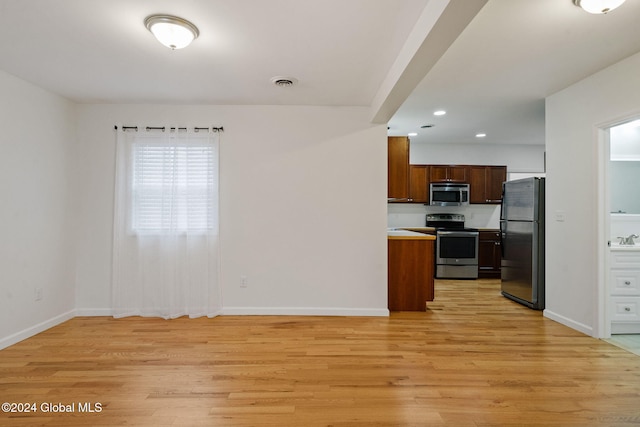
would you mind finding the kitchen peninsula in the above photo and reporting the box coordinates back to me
[387,229,435,311]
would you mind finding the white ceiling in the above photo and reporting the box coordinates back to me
[391,0,640,145]
[0,0,430,105]
[1,0,640,146]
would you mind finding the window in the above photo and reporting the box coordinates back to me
[112,126,221,318]
[130,135,216,234]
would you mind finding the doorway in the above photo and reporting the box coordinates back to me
[598,117,640,346]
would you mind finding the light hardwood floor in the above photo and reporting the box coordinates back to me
[1,279,640,426]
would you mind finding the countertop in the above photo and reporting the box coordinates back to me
[400,227,436,233]
[610,243,640,251]
[387,228,436,240]
[387,227,500,234]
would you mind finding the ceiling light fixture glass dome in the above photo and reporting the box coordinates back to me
[144,15,199,49]
[573,0,626,14]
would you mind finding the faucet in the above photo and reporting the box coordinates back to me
[617,234,639,245]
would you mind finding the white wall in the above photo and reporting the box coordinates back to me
[609,121,640,214]
[75,104,389,316]
[0,71,77,348]
[545,51,640,337]
[388,204,500,229]
[609,161,640,214]
[410,142,545,172]
[610,121,640,160]
[611,214,640,242]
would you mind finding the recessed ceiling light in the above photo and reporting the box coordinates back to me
[476,133,486,138]
[408,132,418,137]
[433,110,446,116]
[144,15,199,50]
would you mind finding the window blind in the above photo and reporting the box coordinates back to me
[131,141,215,233]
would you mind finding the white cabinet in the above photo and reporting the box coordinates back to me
[610,249,640,333]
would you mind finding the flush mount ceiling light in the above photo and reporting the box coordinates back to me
[433,110,447,116]
[573,0,626,14]
[271,76,298,87]
[144,15,199,50]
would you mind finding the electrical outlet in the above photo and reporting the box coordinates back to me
[35,288,43,301]
[240,276,248,288]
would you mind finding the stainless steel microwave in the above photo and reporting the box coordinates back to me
[429,183,470,206]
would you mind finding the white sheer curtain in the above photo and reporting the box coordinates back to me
[112,126,221,318]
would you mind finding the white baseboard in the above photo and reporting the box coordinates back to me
[0,310,75,350]
[222,307,390,316]
[74,308,113,316]
[544,309,594,337]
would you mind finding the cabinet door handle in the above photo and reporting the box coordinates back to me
[624,281,631,285]
[625,307,631,312]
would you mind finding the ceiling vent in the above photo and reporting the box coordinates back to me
[271,76,298,87]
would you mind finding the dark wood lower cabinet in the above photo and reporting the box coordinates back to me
[478,230,501,278]
[388,238,435,311]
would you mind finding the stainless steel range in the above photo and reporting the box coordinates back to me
[426,214,479,279]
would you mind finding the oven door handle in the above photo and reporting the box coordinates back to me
[437,230,479,237]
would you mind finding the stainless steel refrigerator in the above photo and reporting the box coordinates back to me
[500,177,545,310]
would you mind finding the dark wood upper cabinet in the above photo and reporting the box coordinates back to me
[387,145,507,205]
[429,165,468,183]
[408,165,429,203]
[486,166,507,202]
[469,166,507,204]
[388,136,410,201]
[469,166,487,204]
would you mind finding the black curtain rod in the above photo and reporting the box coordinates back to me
[114,125,224,132]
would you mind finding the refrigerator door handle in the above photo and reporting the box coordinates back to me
[499,221,506,258]
[499,182,505,220]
